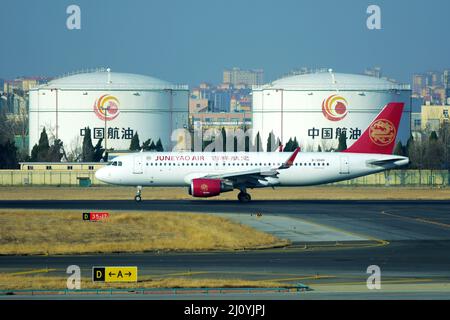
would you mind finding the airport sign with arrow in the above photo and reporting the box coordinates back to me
[92,266,138,282]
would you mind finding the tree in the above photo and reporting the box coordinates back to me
[255,132,261,152]
[284,138,293,152]
[141,139,153,151]
[337,132,348,151]
[429,131,438,142]
[292,137,299,150]
[0,140,18,169]
[93,138,105,162]
[155,138,164,152]
[221,127,227,152]
[48,139,64,162]
[267,131,276,152]
[406,135,414,157]
[37,128,50,161]
[393,141,405,156]
[81,127,95,162]
[30,128,51,162]
[129,132,140,151]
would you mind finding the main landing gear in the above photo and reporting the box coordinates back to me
[238,190,251,203]
[135,186,142,202]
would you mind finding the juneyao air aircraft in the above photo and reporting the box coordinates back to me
[95,102,409,202]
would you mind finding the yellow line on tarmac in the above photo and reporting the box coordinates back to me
[10,268,56,276]
[290,216,390,248]
[265,275,336,282]
[313,278,434,287]
[381,211,450,229]
[151,271,211,278]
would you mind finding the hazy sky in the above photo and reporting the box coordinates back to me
[1,0,449,85]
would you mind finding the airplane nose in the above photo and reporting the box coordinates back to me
[95,167,108,182]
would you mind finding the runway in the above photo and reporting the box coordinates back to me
[1,199,450,299]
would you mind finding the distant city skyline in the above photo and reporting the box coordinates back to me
[1,0,449,86]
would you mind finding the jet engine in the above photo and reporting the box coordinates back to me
[188,178,234,198]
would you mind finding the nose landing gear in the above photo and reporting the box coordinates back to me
[135,186,142,202]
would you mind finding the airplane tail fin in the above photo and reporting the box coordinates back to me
[342,102,404,155]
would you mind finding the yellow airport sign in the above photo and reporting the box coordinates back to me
[92,266,138,283]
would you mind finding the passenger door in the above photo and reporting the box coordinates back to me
[133,155,144,174]
[339,156,350,174]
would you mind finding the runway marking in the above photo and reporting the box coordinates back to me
[289,215,390,248]
[381,211,450,230]
[264,275,336,282]
[312,278,435,287]
[9,269,56,276]
[151,271,211,278]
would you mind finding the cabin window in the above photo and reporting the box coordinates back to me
[46,166,52,170]
[88,166,94,170]
[27,165,34,170]
[67,166,73,170]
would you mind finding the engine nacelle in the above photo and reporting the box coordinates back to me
[189,178,234,198]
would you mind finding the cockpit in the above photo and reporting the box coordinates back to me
[108,161,123,167]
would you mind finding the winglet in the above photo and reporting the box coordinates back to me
[279,147,300,169]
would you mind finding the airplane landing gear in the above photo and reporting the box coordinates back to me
[135,186,142,202]
[238,191,251,203]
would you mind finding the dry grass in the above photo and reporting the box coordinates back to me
[0,209,288,255]
[0,274,290,290]
[0,186,448,200]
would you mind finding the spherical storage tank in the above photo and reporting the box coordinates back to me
[28,70,189,153]
[252,72,411,151]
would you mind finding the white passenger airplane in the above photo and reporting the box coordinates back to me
[95,102,408,202]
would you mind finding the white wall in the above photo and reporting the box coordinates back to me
[252,89,411,151]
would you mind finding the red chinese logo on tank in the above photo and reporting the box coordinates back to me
[94,94,120,121]
[369,119,396,146]
[322,95,348,121]
[200,184,208,192]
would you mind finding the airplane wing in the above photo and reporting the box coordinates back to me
[204,147,300,187]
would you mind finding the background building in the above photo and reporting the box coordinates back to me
[420,104,450,131]
[252,71,411,151]
[28,70,189,153]
[223,67,264,87]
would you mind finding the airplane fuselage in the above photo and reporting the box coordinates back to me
[97,151,409,187]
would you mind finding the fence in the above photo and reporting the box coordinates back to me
[0,169,448,187]
[332,170,449,186]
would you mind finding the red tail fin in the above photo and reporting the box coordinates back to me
[342,102,404,155]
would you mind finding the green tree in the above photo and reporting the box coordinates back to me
[292,137,299,150]
[155,138,164,152]
[48,139,64,162]
[284,138,293,152]
[221,127,227,152]
[267,131,276,152]
[141,139,153,151]
[129,132,140,151]
[255,132,261,152]
[337,131,348,151]
[93,139,105,162]
[0,140,18,169]
[37,128,50,161]
[82,127,95,162]
[393,141,405,156]
[429,131,438,142]
[406,135,414,157]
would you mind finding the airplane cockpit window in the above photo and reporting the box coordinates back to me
[118,161,122,166]
[112,161,117,166]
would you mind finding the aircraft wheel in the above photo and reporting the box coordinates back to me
[134,195,142,202]
[238,192,251,203]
